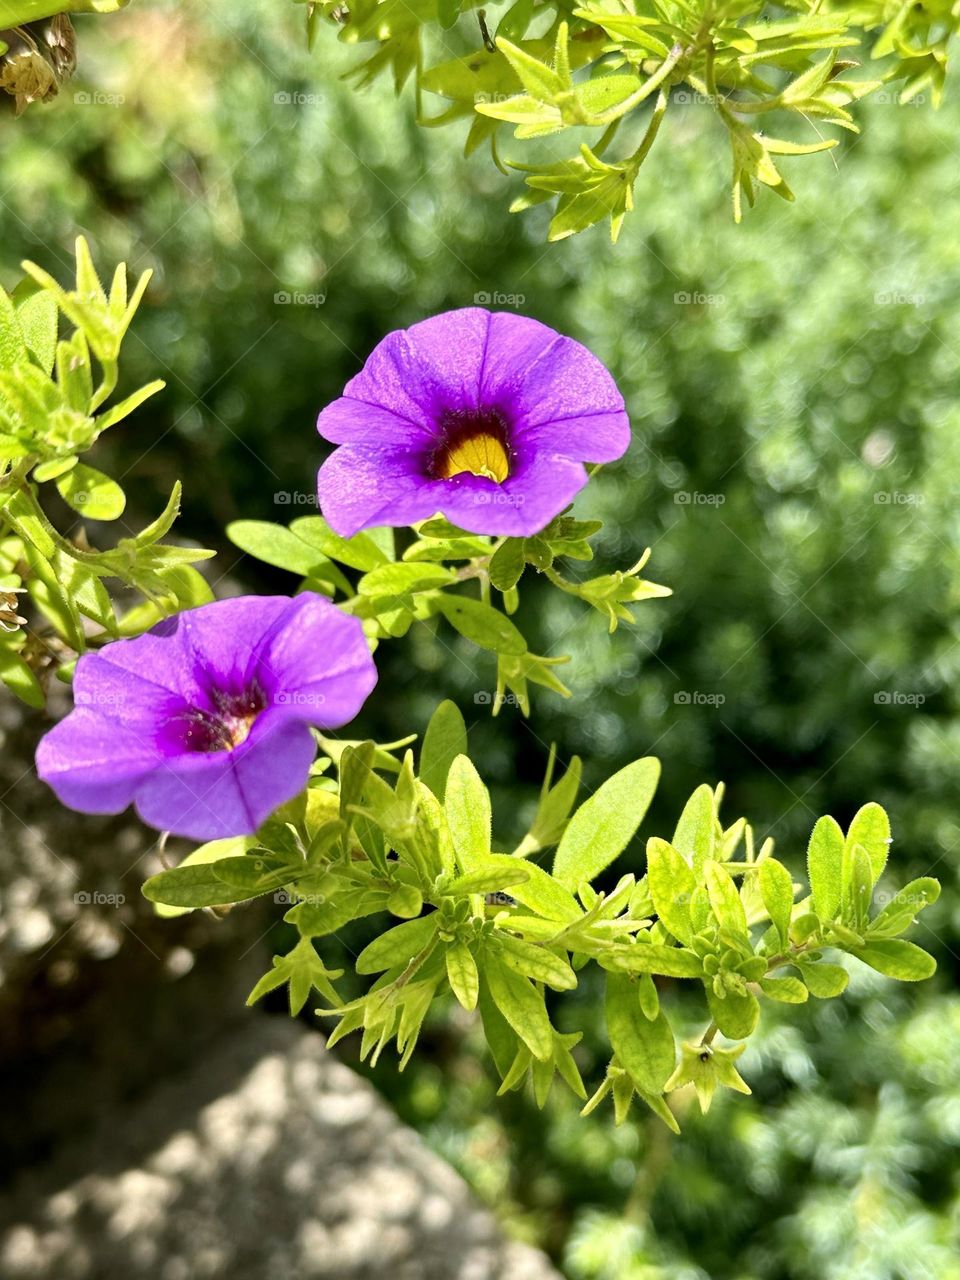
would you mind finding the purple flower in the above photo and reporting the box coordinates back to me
[36,594,377,841]
[316,308,630,537]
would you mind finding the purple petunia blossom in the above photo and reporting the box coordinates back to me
[316,308,630,537]
[36,594,377,841]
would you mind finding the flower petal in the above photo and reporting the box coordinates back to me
[478,311,563,403]
[403,308,490,410]
[511,333,629,450]
[317,396,434,448]
[317,445,443,537]
[519,410,631,464]
[257,594,377,724]
[36,707,164,815]
[175,595,308,693]
[132,718,318,840]
[433,452,589,537]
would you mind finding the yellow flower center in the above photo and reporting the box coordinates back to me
[435,431,511,483]
[432,409,512,483]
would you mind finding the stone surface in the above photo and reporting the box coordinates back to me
[0,1018,560,1280]
[0,692,269,1172]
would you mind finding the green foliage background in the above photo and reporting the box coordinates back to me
[4,0,960,1275]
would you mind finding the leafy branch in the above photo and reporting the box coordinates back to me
[0,238,214,705]
[142,699,941,1132]
[227,511,670,715]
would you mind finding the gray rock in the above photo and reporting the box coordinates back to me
[0,1018,560,1280]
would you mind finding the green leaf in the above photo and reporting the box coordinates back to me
[12,279,57,372]
[434,593,527,655]
[355,914,438,975]
[870,877,940,938]
[420,699,468,801]
[671,783,715,871]
[290,515,389,571]
[446,856,531,897]
[56,463,126,521]
[706,985,760,1039]
[843,802,890,886]
[705,860,748,935]
[646,837,696,946]
[525,752,581,851]
[848,939,937,981]
[478,981,520,1077]
[758,975,808,1003]
[95,379,165,431]
[445,940,480,1010]
[387,883,424,919]
[505,860,582,923]
[495,933,577,990]
[605,972,675,1095]
[600,942,703,978]
[142,856,290,909]
[247,937,343,1015]
[150,836,252,918]
[0,286,28,369]
[552,757,659,887]
[758,857,794,949]
[484,948,554,1061]
[489,538,526,591]
[495,34,565,101]
[226,519,340,578]
[444,754,492,871]
[806,814,845,921]
[0,645,44,708]
[842,842,875,929]
[796,959,849,998]
[358,562,457,600]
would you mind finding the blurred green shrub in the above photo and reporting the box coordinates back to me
[4,0,960,1274]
